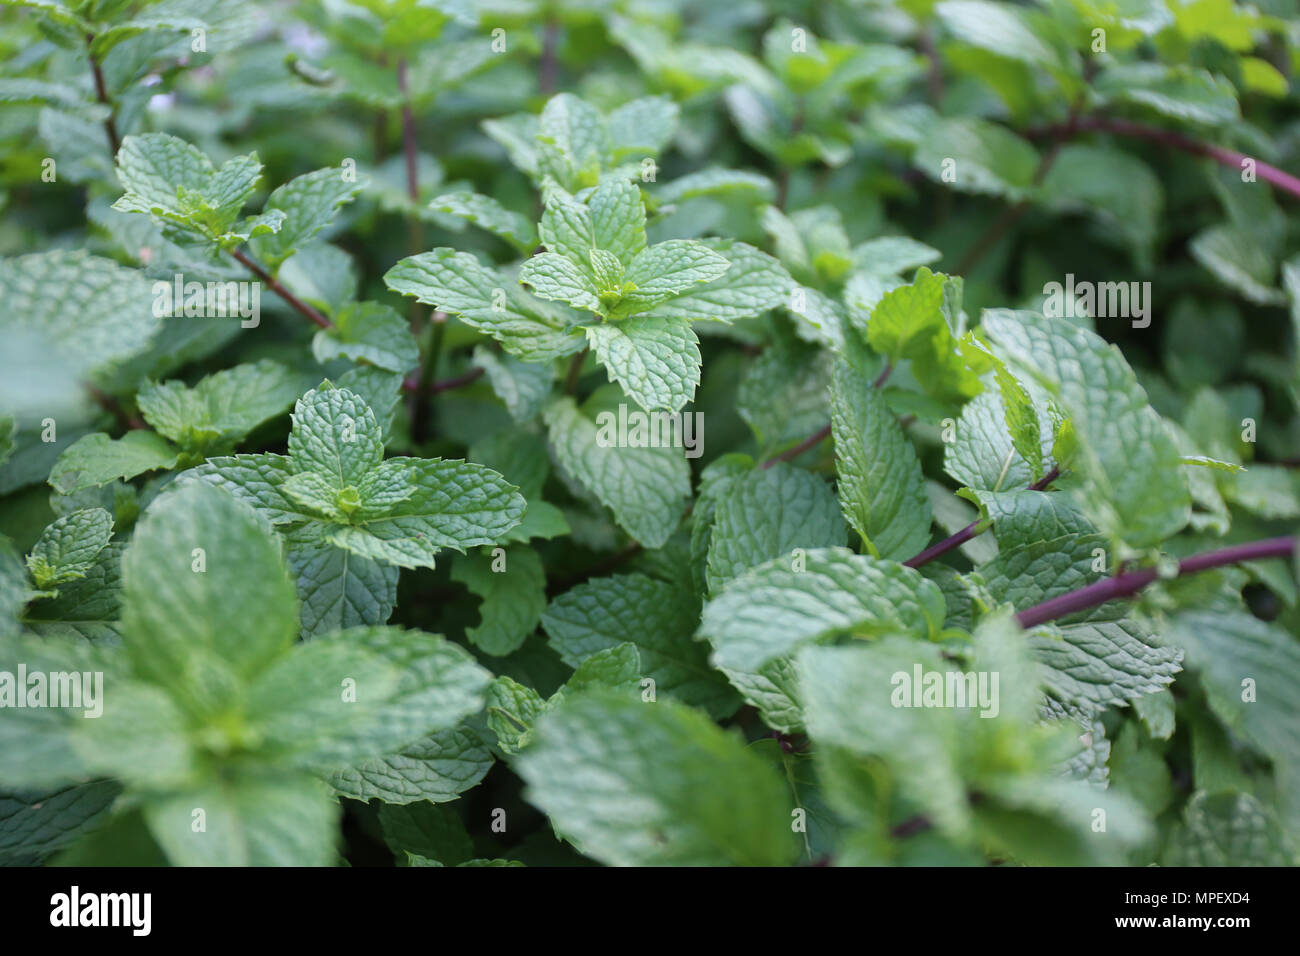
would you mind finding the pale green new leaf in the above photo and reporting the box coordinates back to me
[26,508,113,589]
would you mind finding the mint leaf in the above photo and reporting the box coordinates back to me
[699,549,946,672]
[49,432,180,495]
[138,359,302,452]
[982,311,1190,551]
[311,302,419,374]
[143,773,338,867]
[328,725,494,806]
[584,314,701,413]
[517,692,798,866]
[121,482,298,699]
[705,463,846,593]
[543,393,690,548]
[541,572,737,716]
[384,248,582,360]
[25,508,113,590]
[450,546,547,656]
[250,167,364,271]
[831,360,932,559]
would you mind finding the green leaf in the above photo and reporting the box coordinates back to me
[249,167,364,271]
[543,393,690,549]
[450,546,547,656]
[182,453,306,525]
[831,360,932,560]
[144,772,339,866]
[472,347,554,422]
[0,781,119,865]
[328,458,525,569]
[89,14,207,58]
[541,572,737,716]
[288,383,385,489]
[285,534,398,638]
[26,508,113,590]
[1027,619,1184,711]
[113,133,262,238]
[121,482,298,698]
[982,311,1190,551]
[1039,145,1163,266]
[944,385,1055,494]
[1094,63,1239,126]
[24,540,125,643]
[615,240,731,313]
[935,1,1070,74]
[384,249,582,361]
[519,251,600,312]
[378,800,473,866]
[248,625,492,767]
[1164,791,1292,866]
[138,359,302,452]
[586,178,647,267]
[429,191,537,253]
[517,692,797,866]
[852,236,942,277]
[1166,605,1300,833]
[650,239,792,324]
[864,266,947,360]
[705,463,846,593]
[311,302,419,374]
[49,432,180,495]
[327,724,494,805]
[915,118,1040,198]
[585,314,701,413]
[485,675,548,755]
[964,489,1093,550]
[1189,224,1286,306]
[699,548,946,672]
[0,251,160,418]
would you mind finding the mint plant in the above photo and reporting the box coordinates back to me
[2,0,1299,870]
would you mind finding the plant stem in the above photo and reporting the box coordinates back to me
[761,424,832,470]
[89,386,144,430]
[1030,116,1300,201]
[402,365,485,395]
[227,247,332,329]
[539,20,560,96]
[904,466,1060,569]
[86,36,121,157]
[1015,535,1296,629]
[409,312,446,443]
[951,133,1066,277]
[760,363,892,470]
[564,347,588,395]
[396,57,425,321]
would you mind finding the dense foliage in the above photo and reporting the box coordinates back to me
[1,0,1298,867]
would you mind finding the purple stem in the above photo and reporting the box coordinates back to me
[1015,536,1296,629]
